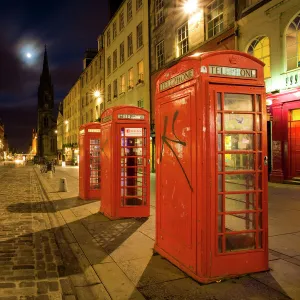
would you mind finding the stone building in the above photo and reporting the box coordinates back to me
[37,47,57,159]
[0,119,4,160]
[236,0,300,182]
[56,103,63,164]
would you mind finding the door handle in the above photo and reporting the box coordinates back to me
[264,156,268,166]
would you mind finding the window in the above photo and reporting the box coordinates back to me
[207,0,224,39]
[286,14,300,71]
[100,103,104,112]
[113,79,118,98]
[137,60,144,82]
[247,36,271,78]
[90,109,93,122]
[95,60,98,74]
[119,10,125,31]
[86,112,88,124]
[120,74,126,93]
[128,68,134,89]
[136,0,142,10]
[81,97,84,108]
[107,56,111,75]
[155,0,164,26]
[113,21,117,40]
[107,84,112,102]
[100,79,104,90]
[113,49,118,70]
[120,42,125,64]
[44,117,48,128]
[86,93,89,105]
[137,22,143,49]
[137,99,144,108]
[107,29,111,46]
[177,23,189,56]
[156,40,165,69]
[128,33,133,57]
[127,0,132,21]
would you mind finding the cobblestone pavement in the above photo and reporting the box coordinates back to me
[0,165,74,299]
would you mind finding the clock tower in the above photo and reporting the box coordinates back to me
[37,46,57,159]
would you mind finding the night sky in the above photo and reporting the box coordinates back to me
[0,0,109,152]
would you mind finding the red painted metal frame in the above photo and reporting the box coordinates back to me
[79,122,101,200]
[155,50,268,283]
[100,106,150,219]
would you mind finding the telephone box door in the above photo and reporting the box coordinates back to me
[117,124,150,216]
[209,84,268,277]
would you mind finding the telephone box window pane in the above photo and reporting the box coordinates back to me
[218,215,223,232]
[256,95,261,112]
[224,114,254,131]
[257,154,262,169]
[225,193,255,211]
[224,94,253,111]
[225,153,254,171]
[257,134,262,150]
[225,174,255,191]
[218,175,223,192]
[257,232,263,248]
[225,213,256,232]
[224,134,254,150]
[90,139,100,190]
[257,192,262,209]
[258,212,263,229]
[257,173,262,190]
[218,134,223,150]
[225,233,256,252]
[218,195,223,212]
[218,154,223,171]
[256,114,262,131]
[217,113,222,131]
[218,236,223,253]
[217,92,222,110]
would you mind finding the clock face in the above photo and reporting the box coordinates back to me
[44,103,49,109]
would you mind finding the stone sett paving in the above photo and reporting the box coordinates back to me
[0,166,72,300]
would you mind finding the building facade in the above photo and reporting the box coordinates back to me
[37,47,57,159]
[104,0,150,112]
[0,120,4,160]
[236,0,300,182]
[59,38,105,165]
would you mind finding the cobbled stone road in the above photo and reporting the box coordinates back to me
[0,165,72,300]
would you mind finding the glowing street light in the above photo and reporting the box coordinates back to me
[94,90,100,98]
[65,120,69,124]
[184,0,198,14]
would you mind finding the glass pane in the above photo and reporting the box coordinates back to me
[218,134,223,150]
[218,194,223,212]
[257,192,262,209]
[225,233,256,252]
[225,153,254,171]
[224,114,254,131]
[217,113,222,131]
[218,215,223,232]
[218,154,223,171]
[256,114,262,131]
[225,213,256,231]
[258,212,262,229]
[257,154,262,170]
[218,175,223,192]
[256,95,261,112]
[224,134,254,150]
[225,193,255,211]
[224,94,253,111]
[257,173,262,190]
[217,93,222,110]
[257,134,262,150]
[218,235,223,253]
[257,232,263,248]
[225,174,255,191]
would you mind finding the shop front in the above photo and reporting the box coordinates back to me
[268,87,300,183]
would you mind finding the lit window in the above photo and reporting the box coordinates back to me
[207,0,224,39]
[137,60,144,82]
[155,0,164,27]
[90,109,93,122]
[156,40,164,69]
[113,79,118,98]
[127,0,133,21]
[137,99,144,108]
[128,33,133,57]
[137,22,143,49]
[247,36,271,78]
[119,10,125,31]
[113,22,117,40]
[107,56,111,75]
[177,23,189,56]
[286,14,300,71]
[128,68,134,89]
[120,42,125,64]
[120,74,126,93]
[107,84,112,102]
[113,50,117,70]
[107,29,111,46]
[136,0,142,10]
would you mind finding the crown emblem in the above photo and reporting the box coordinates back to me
[229,55,238,64]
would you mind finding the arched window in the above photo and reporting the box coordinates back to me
[286,13,300,71]
[44,117,48,128]
[247,36,271,78]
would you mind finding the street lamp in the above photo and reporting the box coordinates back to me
[94,90,100,98]
[184,0,198,14]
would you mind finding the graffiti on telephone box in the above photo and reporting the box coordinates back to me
[160,110,193,192]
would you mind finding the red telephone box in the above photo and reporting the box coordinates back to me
[100,106,150,219]
[155,50,268,283]
[79,122,101,200]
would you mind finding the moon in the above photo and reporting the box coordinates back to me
[26,52,32,58]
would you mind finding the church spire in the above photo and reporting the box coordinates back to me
[42,45,50,80]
